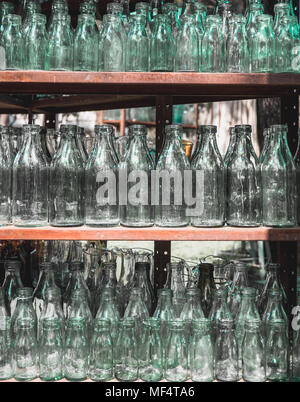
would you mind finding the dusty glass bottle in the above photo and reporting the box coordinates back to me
[85,125,119,226]
[24,13,48,70]
[242,319,266,382]
[246,2,264,72]
[227,15,249,73]
[190,318,214,382]
[126,14,149,72]
[153,288,175,349]
[39,287,65,343]
[201,15,224,72]
[14,318,38,381]
[132,261,156,315]
[139,317,163,381]
[196,263,216,317]
[12,125,48,227]
[74,13,98,71]
[33,262,57,323]
[0,126,12,225]
[150,14,174,71]
[115,318,138,381]
[64,317,89,381]
[208,287,232,344]
[265,319,289,381]
[275,15,294,72]
[155,125,190,227]
[226,125,261,227]
[2,260,23,316]
[164,319,188,382]
[47,14,73,71]
[251,14,275,72]
[228,262,249,320]
[123,287,149,344]
[0,317,13,380]
[175,14,199,72]
[89,318,113,382]
[191,125,225,227]
[0,14,23,70]
[180,288,204,343]
[49,125,84,227]
[261,124,296,227]
[39,317,63,381]
[165,262,186,317]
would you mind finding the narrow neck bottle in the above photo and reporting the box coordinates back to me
[3,260,23,316]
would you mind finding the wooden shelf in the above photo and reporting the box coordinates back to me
[0,226,300,241]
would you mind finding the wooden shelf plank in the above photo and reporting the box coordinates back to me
[0,226,299,241]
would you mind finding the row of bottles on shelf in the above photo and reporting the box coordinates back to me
[0,0,298,72]
[0,254,298,382]
[0,122,300,228]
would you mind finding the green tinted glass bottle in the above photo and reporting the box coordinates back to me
[175,14,199,72]
[0,14,23,70]
[150,14,174,71]
[115,318,138,381]
[162,2,180,39]
[246,3,264,72]
[48,0,69,32]
[0,2,14,34]
[24,13,48,70]
[208,288,232,344]
[74,13,98,71]
[153,289,175,350]
[11,287,37,342]
[262,289,288,339]
[275,16,294,72]
[201,15,224,72]
[47,14,73,71]
[251,14,275,72]
[2,260,23,316]
[103,13,124,72]
[180,288,204,343]
[227,15,249,72]
[265,319,289,381]
[67,288,93,344]
[190,318,213,382]
[126,14,149,72]
[273,2,291,35]
[0,317,13,380]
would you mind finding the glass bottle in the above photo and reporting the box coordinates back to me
[227,15,249,73]
[224,127,236,167]
[126,14,149,72]
[226,125,261,227]
[214,319,238,382]
[85,125,119,226]
[190,318,214,382]
[258,128,270,165]
[235,287,261,370]
[47,0,69,32]
[2,260,23,316]
[153,288,175,349]
[0,14,23,70]
[115,318,138,381]
[180,288,204,343]
[165,262,187,317]
[191,125,225,227]
[273,3,291,35]
[228,262,249,320]
[251,14,275,72]
[215,0,232,58]
[208,287,232,344]
[162,2,180,39]
[123,287,149,344]
[76,127,88,163]
[194,2,206,33]
[242,319,266,382]
[196,263,216,317]
[0,288,9,321]
[164,319,188,382]
[103,13,124,72]
[139,317,163,382]
[119,124,154,227]
[33,262,57,323]
[275,15,294,72]
[201,15,224,72]
[66,288,93,343]
[64,317,89,381]
[0,2,14,34]
[74,13,98,71]
[11,287,37,342]
[80,0,96,17]
[0,126,12,225]
[262,289,288,338]
[265,319,289,381]
[175,14,199,72]
[246,2,264,72]
[39,287,65,343]
[150,14,175,72]
[24,13,48,70]
[258,263,287,316]
[47,14,73,71]
[155,125,190,227]
[0,317,13,380]
[14,318,38,381]
[89,318,113,382]
[49,125,84,227]
[132,261,156,316]
[39,317,63,381]
[261,124,296,227]
[12,125,48,227]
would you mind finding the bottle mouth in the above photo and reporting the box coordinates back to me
[94,124,114,135]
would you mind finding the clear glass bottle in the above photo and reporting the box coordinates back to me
[251,14,275,72]
[89,318,113,382]
[49,125,84,227]
[0,317,13,380]
[162,2,180,39]
[164,319,188,382]
[123,287,149,344]
[85,125,119,226]
[191,125,225,227]
[47,0,69,31]
[0,2,14,34]
[201,15,224,72]
[190,318,214,382]
[258,128,271,165]
[228,262,249,320]
[126,14,149,72]
[119,124,154,227]
[224,127,236,167]
[115,318,138,381]
[14,318,38,381]
[0,14,23,70]
[155,125,190,227]
[33,262,57,324]
[2,260,23,316]
[275,15,294,72]
[0,126,12,225]
[265,319,289,381]
[103,13,124,72]
[150,14,175,72]
[153,288,175,349]
[76,127,88,163]
[47,13,73,71]
[24,13,48,70]
[215,0,232,59]
[226,125,261,227]
[261,124,296,227]
[246,2,264,72]
[273,3,291,35]
[74,13,98,71]
[227,15,249,72]
[196,263,216,317]
[12,124,48,227]
[64,317,89,381]
[242,319,266,382]
[39,317,63,381]
[132,261,156,316]
[208,287,232,344]
[39,287,65,343]
[175,14,199,72]
[165,262,187,317]
[11,287,37,343]
[262,289,288,338]
[214,318,238,382]
[180,288,204,343]
[139,317,163,382]
[0,288,9,321]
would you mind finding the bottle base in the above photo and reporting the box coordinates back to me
[86,222,119,227]
[120,222,154,228]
